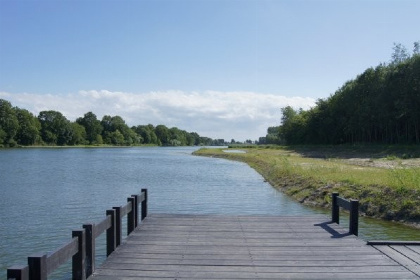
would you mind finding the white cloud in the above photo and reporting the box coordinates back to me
[0,90,315,141]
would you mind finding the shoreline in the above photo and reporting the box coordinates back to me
[193,147,420,230]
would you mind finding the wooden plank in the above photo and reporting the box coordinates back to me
[373,245,418,266]
[88,214,418,279]
[92,268,419,279]
[373,245,420,277]
[368,240,420,246]
[336,196,351,210]
[95,216,111,239]
[391,245,420,264]
[46,237,78,275]
[407,245,420,255]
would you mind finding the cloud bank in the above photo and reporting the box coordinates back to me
[0,90,315,141]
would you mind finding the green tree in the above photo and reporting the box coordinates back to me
[266,126,281,144]
[76,112,103,144]
[155,125,170,145]
[110,129,125,145]
[392,43,409,64]
[413,41,419,55]
[101,115,138,145]
[274,43,420,145]
[169,127,188,146]
[14,107,41,145]
[0,99,19,147]
[38,110,73,145]
[189,132,202,145]
[69,122,87,145]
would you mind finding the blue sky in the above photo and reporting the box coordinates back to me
[0,0,419,141]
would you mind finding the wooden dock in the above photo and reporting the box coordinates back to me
[89,214,419,279]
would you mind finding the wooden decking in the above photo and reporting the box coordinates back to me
[89,214,419,279]
[370,242,420,277]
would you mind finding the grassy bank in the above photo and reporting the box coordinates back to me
[194,146,420,226]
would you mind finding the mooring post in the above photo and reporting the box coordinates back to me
[72,229,86,280]
[7,265,29,280]
[82,223,95,278]
[141,188,148,221]
[28,253,47,280]
[131,194,139,228]
[106,209,116,256]
[127,196,136,235]
[332,192,339,223]
[349,199,359,236]
[112,206,122,247]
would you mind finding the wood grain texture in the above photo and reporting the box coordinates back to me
[89,214,419,279]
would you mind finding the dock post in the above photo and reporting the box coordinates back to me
[350,199,359,236]
[131,194,139,227]
[28,253,47,280]
[127,196,136,235]
[106,209,116,256]
[332,192,339,223]
[82,223,95,278]
[112,206,122,246]
[141,188,148,221]
[72,229,86,280]
[7,265,29,280]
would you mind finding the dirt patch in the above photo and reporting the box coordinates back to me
[287,145,420,169]
[339,158,420,169]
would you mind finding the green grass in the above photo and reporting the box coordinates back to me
[194,146,420,224]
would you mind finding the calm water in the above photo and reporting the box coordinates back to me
[0,147,418,279]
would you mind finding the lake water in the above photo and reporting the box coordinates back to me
[0,147,418,279]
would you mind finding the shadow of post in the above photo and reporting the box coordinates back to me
[314,221,353,238]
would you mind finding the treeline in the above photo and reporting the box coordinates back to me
[265,42,420,145]
[0,100,221,147]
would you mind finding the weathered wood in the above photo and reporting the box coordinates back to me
[131,194,139,228]
[82,224,95,278]
[72,229,86,280]
[88,214,419,279]
[119,201,130,217]
[6,190,147,280]
[407,245,420,254]
[106,209,116,257]
[390,245,420,264]
[331,194,359,236]
[372,245,420,277]
[7,265,29,280]
[126,197,135,235]
[337,196,351,209]
[141,188,148,220]
[45,237,78,275]
[138,191,145,203]
[368,240,420,246]
[90,269,417,279]
[28,253,47,280]
[331,192,339,223]
[112,206,122,247]
[95,216,111,239]
[349,199,359,236]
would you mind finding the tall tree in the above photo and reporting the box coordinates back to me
[155,125,170,145]
[0,99,19,146]
[391,43,409,64]
[69,122,87,145]
[38,111,73,145]
[101,115,140,145]
[14,107,41,145]
[76,112,102,144]
[276,44,420,145]
[413,42,419,55]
